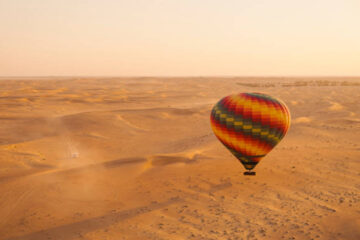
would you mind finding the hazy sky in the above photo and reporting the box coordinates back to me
[0,0,359,76]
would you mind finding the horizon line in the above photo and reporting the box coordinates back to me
[1,75,360,79]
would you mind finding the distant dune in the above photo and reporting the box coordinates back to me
[0,77,359,240]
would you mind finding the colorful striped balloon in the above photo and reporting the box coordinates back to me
[210,93,291,172]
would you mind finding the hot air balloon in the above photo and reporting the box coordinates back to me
[210,93,290,175]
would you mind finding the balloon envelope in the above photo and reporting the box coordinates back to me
[210,93,290,170]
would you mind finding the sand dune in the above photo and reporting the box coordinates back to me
[0,77,359,240]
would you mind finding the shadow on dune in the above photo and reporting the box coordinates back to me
[4,197,183,240]
[151,155,197,166]
[101,157,146,168]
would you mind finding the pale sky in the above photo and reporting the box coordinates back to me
[0,0,359,76]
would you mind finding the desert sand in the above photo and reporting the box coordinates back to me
[0,77,359,240]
